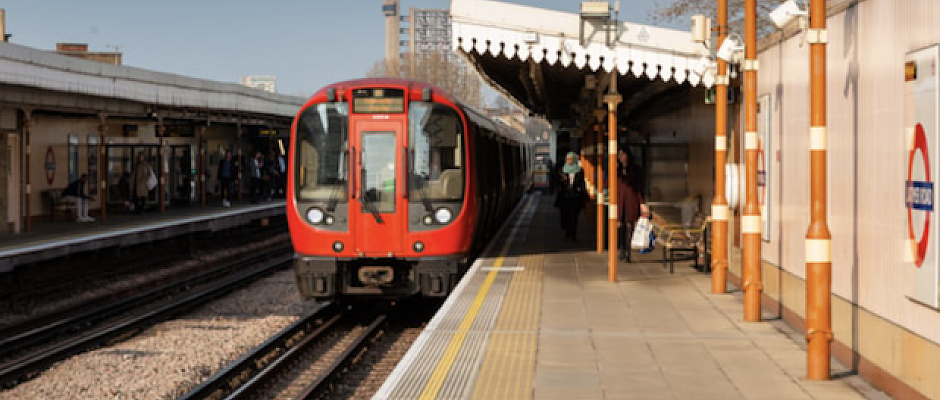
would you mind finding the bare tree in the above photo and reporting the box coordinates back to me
[367,51,484,108]
[648,0,789,40]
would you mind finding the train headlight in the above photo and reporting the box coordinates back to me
[423,215,434,225]
[413,241,425,252]
[434,208,453,224]
[324,215,335,225]
[306,207,325,224]
[333,241,344,252]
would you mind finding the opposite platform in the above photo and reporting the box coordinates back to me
[375,193,892,400]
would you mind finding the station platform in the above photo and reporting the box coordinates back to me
[0,200,285,274]
[374,193,891,400]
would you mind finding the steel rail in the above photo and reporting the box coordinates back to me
[0,250,292,386]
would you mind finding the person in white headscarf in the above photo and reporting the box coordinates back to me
[554,151,588,241]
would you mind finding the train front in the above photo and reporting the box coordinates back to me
[288,81,474,300]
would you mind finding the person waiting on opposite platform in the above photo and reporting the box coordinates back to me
[63,173,96,222]
[217,150,236,207]
[554,152,588,241]
[132,152,155,214]
[249,151,264,203]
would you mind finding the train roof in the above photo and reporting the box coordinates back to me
[314,78,533,146]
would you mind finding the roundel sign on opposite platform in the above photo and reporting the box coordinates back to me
[44,146,56,185]
[907,123,933,268]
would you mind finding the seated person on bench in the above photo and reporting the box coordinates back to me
[63,173,96,222]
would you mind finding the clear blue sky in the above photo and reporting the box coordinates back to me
[1,0,679,98]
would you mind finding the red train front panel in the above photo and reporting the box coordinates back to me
[288,80,476,299]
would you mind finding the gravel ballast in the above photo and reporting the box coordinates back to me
[1,270,315,400]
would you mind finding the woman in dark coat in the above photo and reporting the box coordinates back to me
[555,152,588,241]
[617,147,649,261]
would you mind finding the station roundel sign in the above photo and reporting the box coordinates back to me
[907,123,933,268]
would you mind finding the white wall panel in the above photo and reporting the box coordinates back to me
[758,0,940,345]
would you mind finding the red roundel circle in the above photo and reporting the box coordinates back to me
[908,123,931,268]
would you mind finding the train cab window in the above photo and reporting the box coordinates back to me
[408,102,464,202]
[294,103,349,202]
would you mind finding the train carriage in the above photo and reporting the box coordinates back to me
[288,78,532,300]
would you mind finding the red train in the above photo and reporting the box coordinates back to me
[288,78,533,300]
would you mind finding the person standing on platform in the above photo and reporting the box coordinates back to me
[217,150,235,207]
[617,146,649,262]
[249,151,264,203]
[132,152,155,214]
[63,173,95,222]
[554,152,587,241]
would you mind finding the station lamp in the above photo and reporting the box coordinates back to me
[716,33,744,64]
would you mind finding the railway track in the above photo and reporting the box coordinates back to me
[0,246,293,387]
[176,301,386,400]
[174,299,440,400]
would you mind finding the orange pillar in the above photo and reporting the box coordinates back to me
[806,0,832,380]
[582,127,595,223]
[596,123,605,254]
[98,123,108,222]
[742,0,762,322]
[606,92,622,282]
[711,0,730,294]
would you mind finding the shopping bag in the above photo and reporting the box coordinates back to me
[631,216,652,250]
[146,169,158,190]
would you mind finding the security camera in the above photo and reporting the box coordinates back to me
[769,0,807,29]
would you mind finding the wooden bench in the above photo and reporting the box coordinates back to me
[650,212,711,274]
[42,188,75,222]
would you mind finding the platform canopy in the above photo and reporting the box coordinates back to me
[450,0,712,126]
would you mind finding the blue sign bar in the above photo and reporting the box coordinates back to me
[907,180,934,211]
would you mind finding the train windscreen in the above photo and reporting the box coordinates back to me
[407,102,464,201]
[294,103,349,201]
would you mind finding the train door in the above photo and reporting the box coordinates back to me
[6,135,19,233]
[353,120,404,255]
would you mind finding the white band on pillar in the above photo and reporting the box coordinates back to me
[712,204,728,220]
[807,29,829,44]
[744,59,759,71]
[598,195,603,205]
[810,126,827,151]
[716,138,727,151]
[805,238,832,263]
[608,206,618,219]
[907,127,916,151]
[25,183,31,195]
[716,75,730,86]
[100,180,106,189]
[745,131,758,150]
[608,139,617,155]
[742,215,761,234]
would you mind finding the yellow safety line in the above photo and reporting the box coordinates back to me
[471,252,543,400]
[418,203,525,400]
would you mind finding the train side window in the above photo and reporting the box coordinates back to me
[408,102,465,201]
[295,103,349,201]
